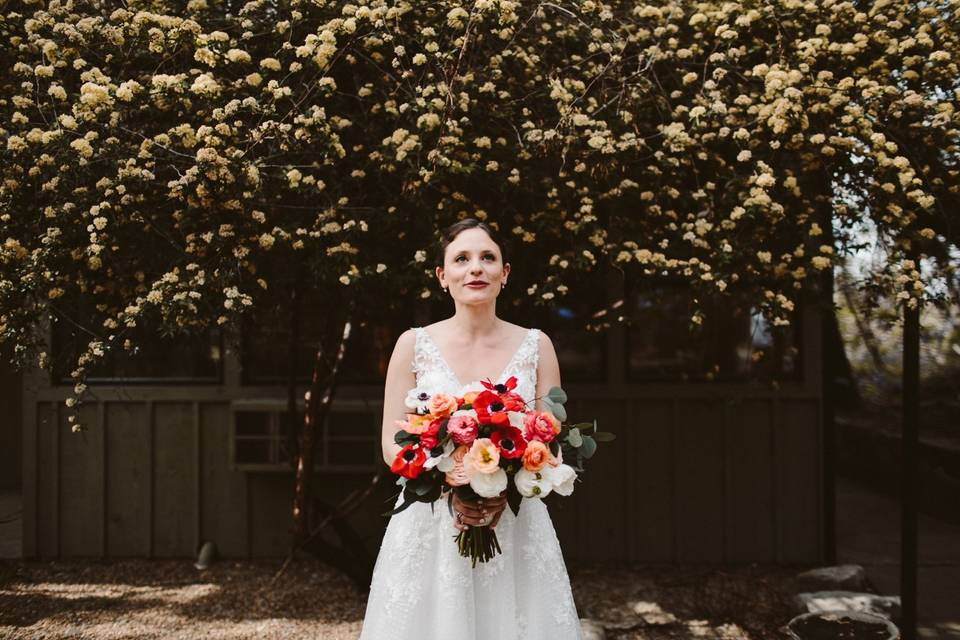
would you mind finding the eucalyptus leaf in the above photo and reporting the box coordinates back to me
[550,402,567,422]
[593,431,616,442]
[580,434,597,459]
[394,431,418,446]
[567,428,583,448]
[571,422,593,431]
[547,386,568,405]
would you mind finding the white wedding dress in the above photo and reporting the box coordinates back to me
[359,326,584,640]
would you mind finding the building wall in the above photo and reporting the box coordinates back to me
[1,366,22,490]
[21,302,824,564]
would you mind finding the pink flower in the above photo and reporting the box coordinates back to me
[523,410,560,443]
[446,414,479,446]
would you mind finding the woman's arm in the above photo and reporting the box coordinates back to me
[535,330,561,412]
[380,329,417,466]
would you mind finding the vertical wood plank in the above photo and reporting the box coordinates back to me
[99,402,106,557]
[193,401,201,554]
[631,400,673,562]
[777,399,821,562]
[249,474,292,557]
[106,402,150,556]
[21,394,38,557]
[153,402,195,557]
[36,402,56,557]
[58,404,102,557]
[53,401,60,557]
[725,398,775,562]
[200,402,248,557]
[576,400,625,563]
[674,399,724,562]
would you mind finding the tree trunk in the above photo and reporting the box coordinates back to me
[291,314,353,543]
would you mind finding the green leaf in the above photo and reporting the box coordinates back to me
[506,484,523,517]
[593,431,616,442]
[580,435,597,459]
[567,428,583,447]
[394,430,418,446]
[550,402,567,422]
[382,493,418,517]
[571,422,593,431]
[547,386,568,404]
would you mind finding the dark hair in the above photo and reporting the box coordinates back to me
[434,218,508,268]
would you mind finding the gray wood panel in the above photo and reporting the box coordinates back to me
[200,402,249,557]
[576,400,627,563]
[58,405,103,556]
[36,402,57,557]
[674,400,725,562]
[249,474,292,557]
[777,399,821,562]
[725,399,775,562]
[153,402,195,556]
[106,403,151,556]
[631,400,674,562]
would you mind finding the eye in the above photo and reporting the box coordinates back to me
[455,255,467,262]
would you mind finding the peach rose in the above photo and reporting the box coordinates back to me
[523,410,561,443]
[428,392,458,418]
[461,390,480,405]
[464,438,500,474]
[445,445,470,486]
[522,440,551,472]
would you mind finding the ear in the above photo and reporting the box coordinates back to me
[502,262,511,283]
[435,265,445,287]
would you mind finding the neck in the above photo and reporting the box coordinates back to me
[448,301,500,339]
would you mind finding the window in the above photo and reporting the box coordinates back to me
[230,398,380,471]
[50,300,222,385]
[625,282,802,383]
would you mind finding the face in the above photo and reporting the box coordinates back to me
[437,227,510,304]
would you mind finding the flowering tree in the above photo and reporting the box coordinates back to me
[2,0,958,564]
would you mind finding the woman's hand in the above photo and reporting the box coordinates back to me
[452,491,508,531]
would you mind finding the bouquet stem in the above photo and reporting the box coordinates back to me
[455,525,502,567]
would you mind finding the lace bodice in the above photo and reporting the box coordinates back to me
[411,326,541,405]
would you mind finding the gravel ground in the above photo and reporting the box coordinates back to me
[0,558,800,639]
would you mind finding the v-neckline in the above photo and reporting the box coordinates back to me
[420,327,534,389]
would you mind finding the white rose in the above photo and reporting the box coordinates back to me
[469,467,507,498]
[544,464,577,496]
[514,468,552,498]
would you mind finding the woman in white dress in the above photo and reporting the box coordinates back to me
[359,219,584,640]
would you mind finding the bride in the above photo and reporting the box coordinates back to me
[358,218,584,639]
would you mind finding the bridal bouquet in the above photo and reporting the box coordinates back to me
[386,376,614,566]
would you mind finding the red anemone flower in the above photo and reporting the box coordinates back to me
[481,375,518,393]
[390,444,426,479]
[419,418,442,450]
[472,390,511,427]
[491,426,527,459]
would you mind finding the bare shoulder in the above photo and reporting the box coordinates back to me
[391,328,417,357]
[535,328,557,354]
